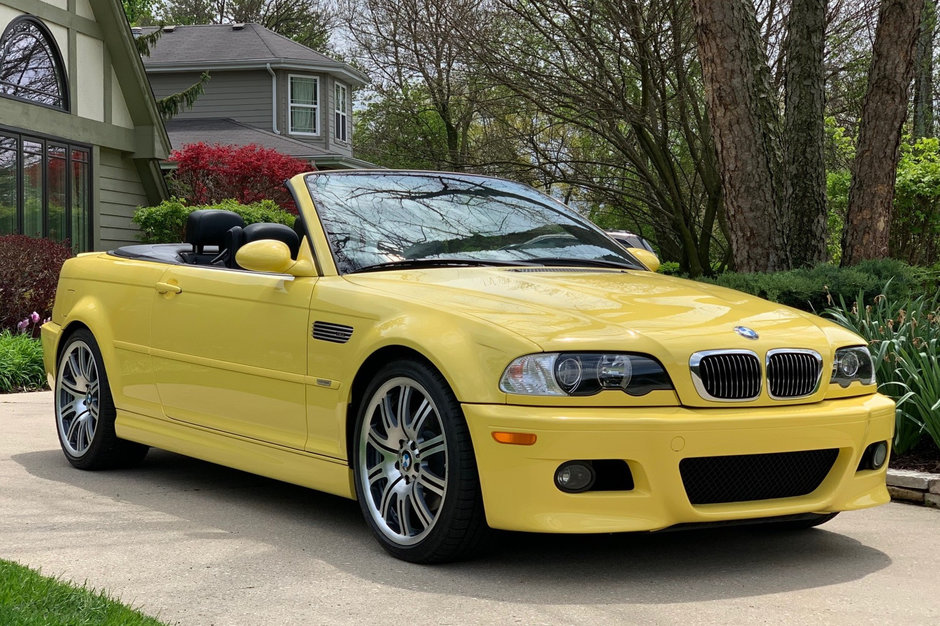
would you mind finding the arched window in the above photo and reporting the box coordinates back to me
[0,16,69,110]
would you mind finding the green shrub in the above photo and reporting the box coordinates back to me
[0,330,46,393]
[825,289,940,455]
[132,198,296,244]
[701,259,929,313]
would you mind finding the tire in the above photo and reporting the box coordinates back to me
[54,329,149,470]
[353,359,488,563]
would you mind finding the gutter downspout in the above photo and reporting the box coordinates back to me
[267,63,280,134]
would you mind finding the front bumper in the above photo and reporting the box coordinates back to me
[464,393,894,533]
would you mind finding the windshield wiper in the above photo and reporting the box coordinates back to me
[525,257,640,270]
[349,258,532,273]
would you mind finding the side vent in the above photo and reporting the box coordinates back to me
[312,321,353,344]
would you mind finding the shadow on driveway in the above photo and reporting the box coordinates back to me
[13,447,891,605]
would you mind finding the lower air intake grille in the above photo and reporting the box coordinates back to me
[679,448,838,504]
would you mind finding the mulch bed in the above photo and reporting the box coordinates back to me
[890,440,940,474]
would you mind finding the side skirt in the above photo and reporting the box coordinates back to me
[116,410,356,500]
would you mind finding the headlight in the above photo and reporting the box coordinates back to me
[831,346,875,387]
[499,352,673,396]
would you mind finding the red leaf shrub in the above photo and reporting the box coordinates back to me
[167,143,312,213]
[0,235,72,335]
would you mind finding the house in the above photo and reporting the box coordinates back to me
[140,23,372,170]
[0,0,169,252]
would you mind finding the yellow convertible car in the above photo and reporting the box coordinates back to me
[42,171,893,563]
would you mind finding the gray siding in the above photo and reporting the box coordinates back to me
[97,148,149,249]
[275,71,352,158]
[149,70,273,129]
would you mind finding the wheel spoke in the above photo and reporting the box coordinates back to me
[409,489,435,529]
[65,414,80,443]
[60,397,80,418]
[67,352,84,386]
[367,429,397,455]
[61,378,84,397]
[396,491,411,535]
[81,349,95,381]
[405,398,432,440]
[417,471,446,497]
[379,395,396,435]
[397,385,412,435]
[417,434,445,459]
[378,475,403,522]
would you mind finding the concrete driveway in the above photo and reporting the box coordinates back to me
[2,391,939,625]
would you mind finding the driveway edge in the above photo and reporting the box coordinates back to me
[887,469,940,508]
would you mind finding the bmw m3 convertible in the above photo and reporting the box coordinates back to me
[42,171,894,563]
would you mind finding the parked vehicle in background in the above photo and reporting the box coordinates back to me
[607,229,656,254]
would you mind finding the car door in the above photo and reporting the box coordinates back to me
[150,265,315,450]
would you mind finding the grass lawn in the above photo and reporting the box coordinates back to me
[0,559,165,625]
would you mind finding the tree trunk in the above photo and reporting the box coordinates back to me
[913,0,936,139]
[843,0,924,265]
[690,0,790,273]
[784,0,828,267]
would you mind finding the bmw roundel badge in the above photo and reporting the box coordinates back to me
[734,326,759,340]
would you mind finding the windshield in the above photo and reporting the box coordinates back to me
[304,171,644,274]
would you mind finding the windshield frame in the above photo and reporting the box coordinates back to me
[303,170,646,275]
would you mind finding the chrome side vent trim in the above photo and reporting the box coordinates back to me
[766,349,822,399]
[690,350,761,401]
[312,321,353,344]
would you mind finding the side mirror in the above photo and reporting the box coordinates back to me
[628,247,661,272]
[235,240,294,274]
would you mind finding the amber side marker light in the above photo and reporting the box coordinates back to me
[492,432,537,445]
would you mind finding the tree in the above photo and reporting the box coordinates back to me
[465,0,730,276]
[122,0,157,24]
[343,0,485,172]
[913,0,937,139]
[690,0,790,272]
[843,0,924,265]
[784,0,828,267]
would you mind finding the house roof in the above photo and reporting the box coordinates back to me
[164,118,376,169]
[139,23,368,86]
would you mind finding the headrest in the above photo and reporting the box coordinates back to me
[185,210,246,248]
[243,222,300,258]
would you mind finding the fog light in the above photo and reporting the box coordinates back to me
[870,441,888,469]
[555,461,595,493]
[858,440,889,471]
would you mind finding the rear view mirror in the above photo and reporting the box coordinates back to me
[235,240,294,274]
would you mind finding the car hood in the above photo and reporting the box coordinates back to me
[343,267,859,357]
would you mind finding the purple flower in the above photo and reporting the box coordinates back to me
[30,311,40,324]
[17,319,29,331]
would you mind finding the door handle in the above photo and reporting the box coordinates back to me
[155,281,182,295]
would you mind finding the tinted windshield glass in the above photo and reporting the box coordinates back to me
[305,172,643,274]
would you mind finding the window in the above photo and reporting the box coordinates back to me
[334,82,348,143]
[0,128,91,252]
[289,75,318,135]
[0,16,69,110]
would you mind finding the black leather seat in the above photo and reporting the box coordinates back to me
[184,210,245,255]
